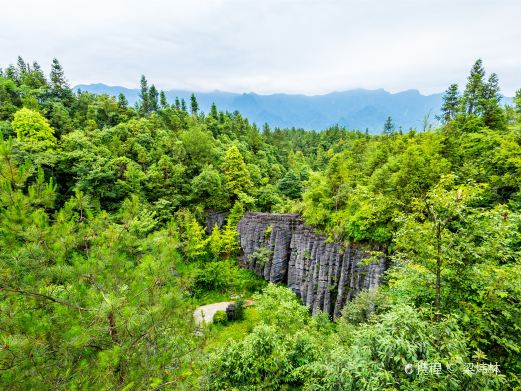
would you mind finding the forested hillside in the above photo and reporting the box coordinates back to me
[0,57,520,390]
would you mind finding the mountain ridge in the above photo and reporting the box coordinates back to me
[74,83,447,132]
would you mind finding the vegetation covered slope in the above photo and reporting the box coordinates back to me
[0,57,520,389]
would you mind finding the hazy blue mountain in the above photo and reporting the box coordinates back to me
[75,83,450,132]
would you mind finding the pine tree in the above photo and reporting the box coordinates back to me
[222,145,252,201]
[207,103,220,137]
[16,56,28,76]
[262,123,271,139]
[5,65,17,82]
[208,225,223,259]
[514,89,521,115]
[440,84,460,123]
[159,90,168,108]
[210,102,218,119]
[50,58,69,92]
[174,97,181,110]
[462,59,485,116]
[181,98,187,112]
[483,73,501,102]
[49,58,71,102]
[29,61,47,88]
[32,61,42,73]
[383,116,394,135]
[117,93,128,109]
[480,72,505,129]
[277,170,302,199]
[190,93,199,115]
[139,75,150,116]
[220,219,240,258]
[148,84,159,112]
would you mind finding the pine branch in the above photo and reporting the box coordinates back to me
[0,286,91,311]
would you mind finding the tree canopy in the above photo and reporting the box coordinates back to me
[0,56,519,389]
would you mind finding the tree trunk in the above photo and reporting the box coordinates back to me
[108,312,119,343]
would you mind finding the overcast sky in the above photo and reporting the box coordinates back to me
[2,0,520,95]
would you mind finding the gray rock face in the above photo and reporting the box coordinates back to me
[237,212,386,318]
[205,210,228,235]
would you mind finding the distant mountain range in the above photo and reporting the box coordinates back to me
[74,83,511,132]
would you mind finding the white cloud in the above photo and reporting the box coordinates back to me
[2,0,520,95]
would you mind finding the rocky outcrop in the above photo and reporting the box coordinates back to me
[237,212,386,318]
[205,210,228,234]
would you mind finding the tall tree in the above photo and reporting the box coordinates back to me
[27,61,47,89]
[222,145,252,201]
[139,75,150,115]
[49,58,70,94]
[190,93,199,115]
[383,116,394,135]
[394,175,483,320]
[16,56,28,77]
[31,61,43,74]
[210,102,218,120]
[148,84,159,112]
[159,90,168,108]
[440,84,460,123]
[117,93,128,109]
[277,170,302,199]
[462,59,485,116]
[5,64,17,82]
[514,88,521,115]
[480,72,505,128]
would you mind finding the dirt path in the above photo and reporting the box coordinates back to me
[193,301,232,327]
[193,300,255,331]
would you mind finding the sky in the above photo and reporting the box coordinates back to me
[2,0,520,96]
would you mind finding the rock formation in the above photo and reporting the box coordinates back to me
[205,210,228,234]
[237,212,386,318]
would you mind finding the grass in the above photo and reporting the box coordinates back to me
[203,306,260,352]
[191,291,231,306]
[185,306,261,387]
[175,256,267,307]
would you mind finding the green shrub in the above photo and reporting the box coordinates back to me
[264,224,273,239]
[208,324,314,389]
[226,298,245,321]
[191,260,266,297]
[250,246,273,267]
[341,288,391,325]
[193,261,229,294]
[213,310,228,325]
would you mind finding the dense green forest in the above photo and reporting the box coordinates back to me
[0,57,520,390]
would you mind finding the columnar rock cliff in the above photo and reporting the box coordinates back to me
[237,212,386,318]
